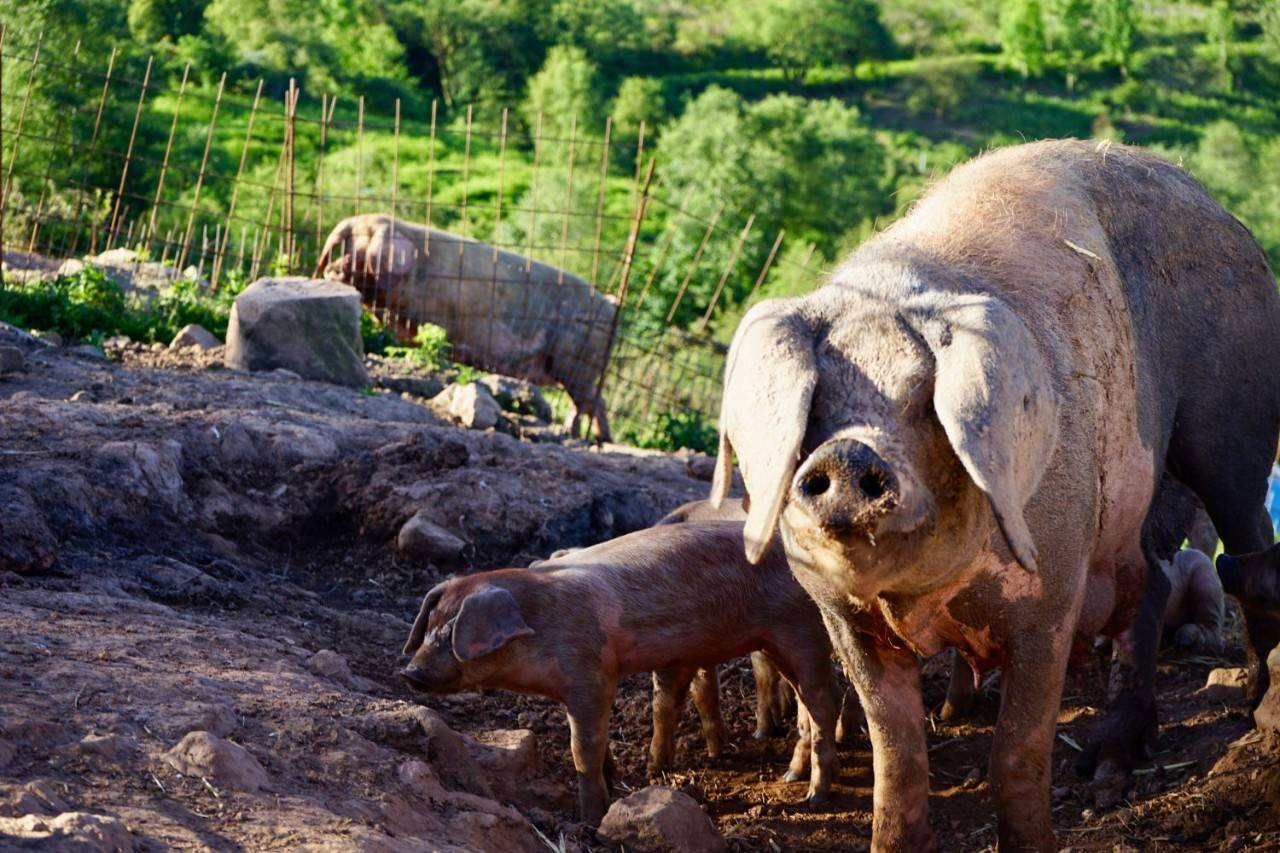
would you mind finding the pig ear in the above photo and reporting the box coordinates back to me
[709,431,734,509]
[908,293,1058,573]
[718,300,818,564]
[451,587,535,662]
[403,582,447,655]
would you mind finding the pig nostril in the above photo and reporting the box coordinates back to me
[799,472,831,498]
[858,471,886,500]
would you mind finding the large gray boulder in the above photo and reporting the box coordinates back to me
[224,278,369,387]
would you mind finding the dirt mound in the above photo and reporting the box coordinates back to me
[1,320,1277,851]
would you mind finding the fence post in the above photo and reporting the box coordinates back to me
[590,157,655,443]
[178,72,226,272]
[212,78,263,287]
[2,30,43,222]
[1,24,7,288]
[107,55,154,250]
[696,213,755,333]
[146,63,191,247]
[665,202,724,323]
[66,45,118,258]
[284,78,297,273]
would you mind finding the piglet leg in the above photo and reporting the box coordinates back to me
[783,700,812,784]
[752,653,788,739]
[836,682,864,744]
[940,649,977,722]
[690,667,727,759]
[567,686,617,825]
[773,651,839,806]
[649,667,695,776]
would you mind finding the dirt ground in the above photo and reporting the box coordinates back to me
[1,322,1278,851]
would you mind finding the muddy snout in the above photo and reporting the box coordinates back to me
[399,657,431,691]
[791,439,901,536]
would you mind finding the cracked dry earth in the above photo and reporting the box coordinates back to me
[0,322,1278,851]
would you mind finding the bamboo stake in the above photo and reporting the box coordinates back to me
[459,104,473,246]
[283,78,297,271]
[107,55,153,249]
[665,202,724,323]
[146,63,191,244]
[27,40,82,253]
[634,185,693,312]
[314,93,335,265]
[67,45,117,257]
[212,78,263,286]
[1,30,44,211]
[386,96,402,324]
[178,71,226,272]
[746,229,786,303]
[423,98,437,259]
[590,116,611,290]
[486,107,509,365]
[251,137,288,281]
[524,111,543,272]
[354,96,364,215]
[634,120,646,182]
[697,214,755,332]
[558,116,577,283]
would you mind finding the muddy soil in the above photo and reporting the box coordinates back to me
[1,323,1277,851]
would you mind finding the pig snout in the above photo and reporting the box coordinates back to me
[791,439,901,535]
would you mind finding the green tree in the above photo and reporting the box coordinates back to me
[1052,0,1092,91]
[739,0,894,82]
[1000,0,1047,78]
[1096,0,1137,74]
[653,87,887,328]
[1206,0,1234,92]
[522,46,607,145]
[550,0,649,64]
[127,0,209,45]
[611,76,667,141]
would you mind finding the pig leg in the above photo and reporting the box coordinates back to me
[826,612,933,850]
[836,683,864,744]
[989,630,1074,851]
[940,648,977,722]
[649,667,695,776]
[752,652,788,739]
[784,701,812,784]
[566,685,617,824]
[690,667,727,759]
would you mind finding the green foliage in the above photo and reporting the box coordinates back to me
[0,266,245,345]
[550,0,649,64]
[360,310,398,356]
[523,46,607,144]
[611,76,668,139]
[1095,0,1137,72]
[619,408,718,454]
[127,0,209,44]
[1000,0,1047,78]
[1206,0,1234,90]
[737,0,894,82]
[384,322,452,368]
[1052,0,1093,91]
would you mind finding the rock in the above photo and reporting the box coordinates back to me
[1255,646,1280,734]
[0,345,24,374]
[1199,667,1249,704]
[69,344,106,360]
[1,780,69,817]
[433,382,501,430]
[169,323,220,351]
[354,707,493,800]
[31,330,62,347]
[94,441,187,515]
[0,811,134,851]
[163,731,268,792]
[0,738,14,768]
[377,374,447,399]
[306,649,374,692]
[147,700,238,740]
[685,455,716,482]
[224,277,369,387]
[77,733,134,762]
[397,511,467,564]
[598,786,727,853]
[103,335,133,350]
[468,729,541,802]
[0,485,57,573]
[480,375,553,421]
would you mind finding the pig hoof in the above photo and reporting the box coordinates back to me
[752,728,771,741]
[782,769,805,783]
[939,699,966,722]
[1075,698,1156,778]
[806,790,829,808]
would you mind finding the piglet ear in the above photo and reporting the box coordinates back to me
[452,587,535,662]
[403,582,447,655]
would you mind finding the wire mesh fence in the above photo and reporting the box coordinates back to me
[0,37,825,445]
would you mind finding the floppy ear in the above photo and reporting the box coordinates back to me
[908,293,1058,572]
[717,300,818,564]
[451,587,535,662]
[314,218,353,278]
[403,582,447,655]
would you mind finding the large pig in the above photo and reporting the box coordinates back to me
[711,140,1280,850]
[315,214,617,439]
[399,521,841,824]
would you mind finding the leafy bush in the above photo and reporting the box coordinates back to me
[383,322,452,368]
[360,311,398,356]
[0,266,246,345]
[619,409,718,454]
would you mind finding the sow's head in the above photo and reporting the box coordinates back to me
[710,278,1059,600]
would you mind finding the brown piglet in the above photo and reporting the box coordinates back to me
[400,521,841,824]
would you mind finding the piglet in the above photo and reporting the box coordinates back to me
[400,521,841,824]
[1163,548,1225,653]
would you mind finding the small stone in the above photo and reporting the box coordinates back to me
[102,335,132,350]
[0,811,134,851]
[479,375,553,421]
[69,344,105,360]
[684,455,717,482]
[598,786,727,853]
[77,733,134,762]
[433,382,501,430]
[150,342,165,353]
[305,649,374,691]
[397,511,467,564]
[168,323,220,351]
[32,330,62,347]
[163,731,268,792]
[0,345,24,374]
[2,780,69,817]
[1199,667,1249,704]
[1255,646,1280,734]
